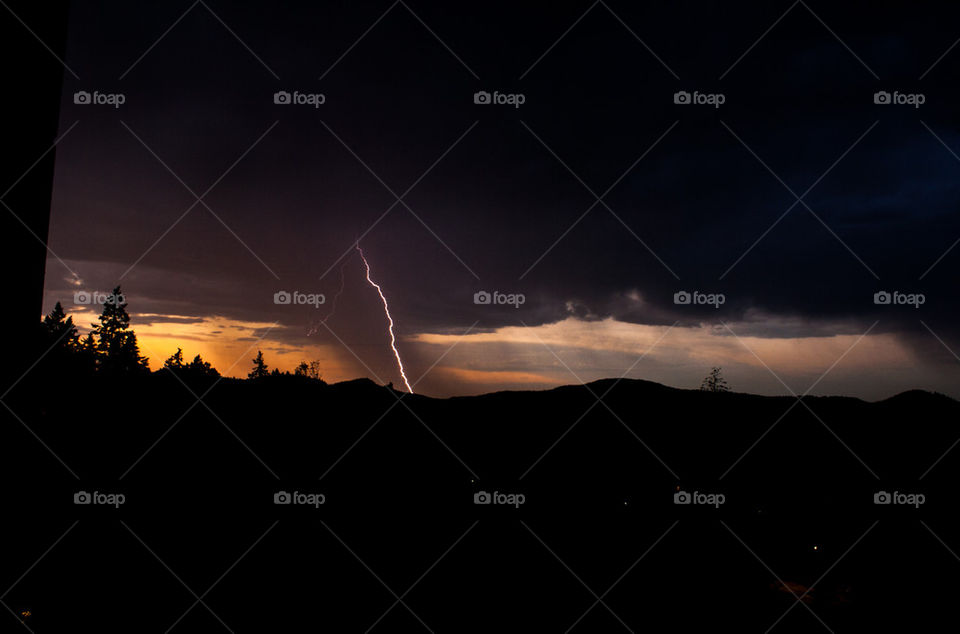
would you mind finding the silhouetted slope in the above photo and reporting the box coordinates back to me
[8,372,959,510]
[3,371,958,630]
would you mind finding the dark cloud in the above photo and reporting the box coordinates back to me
[43,0,960,389]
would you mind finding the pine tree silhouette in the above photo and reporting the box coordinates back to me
[163,348,220,378]
[700,367,730,392]
[294,360,322,380]
[92,286,149,374]
[163,348,185,371]
[186,354,219,377]
[42,301,78,350]
[248,350,269,379]
[77,331,99,372]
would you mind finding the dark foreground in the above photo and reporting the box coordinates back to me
[3,370,959,631]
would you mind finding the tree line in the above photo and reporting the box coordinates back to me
[41,286,324,382]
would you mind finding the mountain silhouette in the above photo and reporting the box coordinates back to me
[4,367,957,630]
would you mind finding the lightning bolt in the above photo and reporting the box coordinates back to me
[357,244,414,393]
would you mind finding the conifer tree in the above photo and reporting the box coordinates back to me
[42,301,78,350]
[186,354,219,377]
[164,348,185,371]
[92,286,149,374]
[248,350,269,379]
[700,367,730,393]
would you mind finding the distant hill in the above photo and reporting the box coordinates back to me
[8,371,958,510]
[4,371,957,630]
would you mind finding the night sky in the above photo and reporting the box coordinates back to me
[42,0,960,398]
